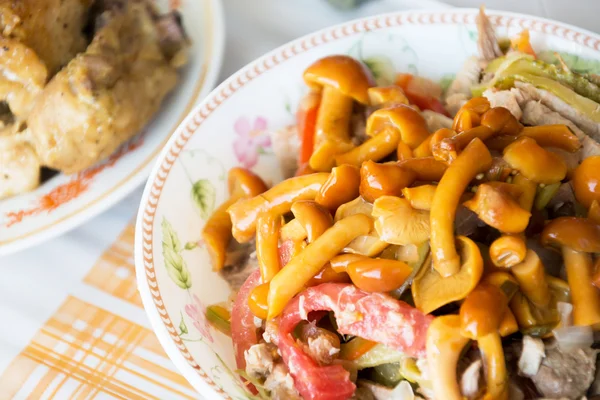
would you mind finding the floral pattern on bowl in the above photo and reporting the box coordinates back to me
[135,9,600,399]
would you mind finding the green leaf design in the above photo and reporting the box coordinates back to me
[179,313,189,335]
[161,218,192,289]
[191,179,216,219]
[184,241,198,251]
[468,30,477,42]
[538,50,600,75]
[440,74,456,93]
[363,56,395,86]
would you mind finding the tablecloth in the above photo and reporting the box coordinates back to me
[1,0,599,399]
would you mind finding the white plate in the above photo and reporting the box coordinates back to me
[0,0,225,255]
[135,9,600,399]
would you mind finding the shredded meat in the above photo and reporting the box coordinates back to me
[264,363,302,400]
[483,89,523,120]
[446,56,481,100]
[515,81,600,142]
[445,93,469,117]
[475,7,503,61]
[219,240,258,292]
[530,342,597,399]
[245,343,278,380]
[305,334,339,365]
[521,100,600,160]
[422,110,453,132]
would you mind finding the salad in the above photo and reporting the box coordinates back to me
[202,8,600,400]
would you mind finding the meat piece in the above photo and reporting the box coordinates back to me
[219,240,258,292]
[28,0,184,174]
[483,89,523,120]
[306,334,339,365]
[356,381,394,400]
[515,81,600,142]
[0,0,92,74]
[0,126,40,199]
[475,7,503,61]
[531,342,597,399]
[245,343,278,379]
[0,37,47,120]
[521,100,600,159]
[460,359,483,399]
[264,363,302,400]
[446,56,481,99]
[421,110,453,132]
[154,11,188,66]
[517,335,545,377]
[269,125,299,179]
[445,93,469,117]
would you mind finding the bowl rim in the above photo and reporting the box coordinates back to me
[0,0,226,256]
[135,8,600,398]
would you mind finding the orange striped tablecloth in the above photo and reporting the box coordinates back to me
[0,223,198,400]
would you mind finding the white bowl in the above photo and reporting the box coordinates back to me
[135,9,600,399]
[0,0,225,255]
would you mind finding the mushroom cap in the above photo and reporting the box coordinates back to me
[303,55,374,104]
[541,217,600,252]
[372,196,430,246]
[503,137,567,184]
[366,104,430,148]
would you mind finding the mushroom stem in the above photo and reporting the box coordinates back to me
[290,200,333,243]
[426,315,470,400]
[562,247,600,327]
[511,249,552,308]
[478,332,508,400]
[430,138,492,277]
[335,127,400,166]
[256,211,283,282]
[309,86,354,171]
[227,172,329,242]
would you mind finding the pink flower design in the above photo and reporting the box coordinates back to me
[233,116,271,168]
[184,294,214,343]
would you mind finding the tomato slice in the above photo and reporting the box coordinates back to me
[297,92,321,164]
[277,283,432,400]
[395,73,450,117]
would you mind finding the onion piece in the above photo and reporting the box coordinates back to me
[552,325,594,351]
[390,380,415,400]
[556,301,573,328]
[517,335,545,377]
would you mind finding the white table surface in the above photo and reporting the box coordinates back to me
[0,0,598,397]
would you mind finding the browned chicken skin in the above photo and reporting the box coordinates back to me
[28,0,186,174]
[0,0,92,75]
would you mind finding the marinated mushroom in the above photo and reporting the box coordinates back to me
[460,282,508,339]
[430,138,492,277]
[303,55,374,171]
[367,86,409,107]
[412,236,483,314]
[202,167,268,270]
[315,164,360,210]
[489,234,527,268]
[227,172,329,242]
[402,184,437,211]
[463,183,531,233]
[365,104,430,148]
[542,218,600,327]
[267,213,372,319]
[572,156,600,208]
[359,160,415,203]
[503,137,567,184]
[426,315,471,400]
[372,196,430,246]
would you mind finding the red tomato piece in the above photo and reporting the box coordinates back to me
[297,92,321,163]
[276,283,432,400]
